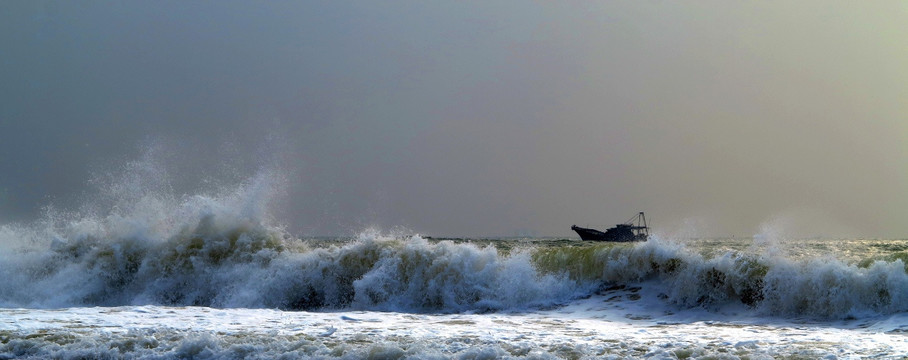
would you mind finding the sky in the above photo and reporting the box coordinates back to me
[1,1,906,238]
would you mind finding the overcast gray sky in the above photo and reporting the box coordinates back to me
[1,1,906,238]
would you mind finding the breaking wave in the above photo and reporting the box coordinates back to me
[3,203,908,319]
[538,238,908,319]
[0,153,579,312]
[1,154,907,319]
[0,219,577,312]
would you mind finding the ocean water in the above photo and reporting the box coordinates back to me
[2,172,908,359]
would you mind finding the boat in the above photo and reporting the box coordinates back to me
[572,212,649,242]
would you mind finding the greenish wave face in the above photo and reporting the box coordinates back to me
[5,207,908,319]
[525,236,908,317]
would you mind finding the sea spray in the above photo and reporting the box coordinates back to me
[1,149,908,317]
[1,146,587,311]
[348,236,577,312]
[6,205,908,319]
[532,235,908,319]
[0,155,580,311]
[6,210,908,319]
[0,221,584,312]
[759,256,908,318]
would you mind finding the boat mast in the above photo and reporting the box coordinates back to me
[624,211,649,238]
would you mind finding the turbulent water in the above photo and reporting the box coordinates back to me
[2,167,908,358]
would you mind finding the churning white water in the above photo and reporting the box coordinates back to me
[2,158,908,359]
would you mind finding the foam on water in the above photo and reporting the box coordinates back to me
[3,152,908,358]
[2,304,907,359]
[0,158,582,312]
[537,235,908,320]
[2,159,908,319]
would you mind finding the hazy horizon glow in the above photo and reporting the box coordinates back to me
[1,1,906,238]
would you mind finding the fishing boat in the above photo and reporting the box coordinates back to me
[572,212,649,242]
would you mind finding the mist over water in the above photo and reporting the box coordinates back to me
[0,149,577,312]
[3,2,907,357]
[4,2,908,239]
[1,151,907,359]
[0,149,905,322]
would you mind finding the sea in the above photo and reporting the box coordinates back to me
[2,173,908,359]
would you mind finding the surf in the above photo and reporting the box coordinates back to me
[1,151,907,320]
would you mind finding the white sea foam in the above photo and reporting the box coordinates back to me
[2,175,908,319]
[3,151,908,358]
[2,303,907,359]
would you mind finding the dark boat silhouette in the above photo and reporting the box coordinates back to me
[572,212,649,242]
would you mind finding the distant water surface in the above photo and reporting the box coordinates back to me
[2,172,906,358]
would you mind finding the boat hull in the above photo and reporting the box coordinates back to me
[571,225,646,242]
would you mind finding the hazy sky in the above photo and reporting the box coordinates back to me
[1,1,906,238]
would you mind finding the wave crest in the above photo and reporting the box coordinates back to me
[1,150,906,318]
